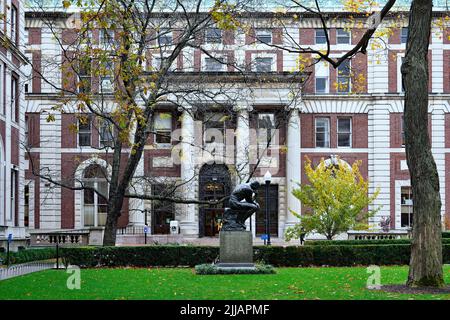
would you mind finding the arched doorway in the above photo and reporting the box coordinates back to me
[199,164,231,237]
[82,164,108,227]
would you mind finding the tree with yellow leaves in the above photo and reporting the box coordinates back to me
[285,157,379,241]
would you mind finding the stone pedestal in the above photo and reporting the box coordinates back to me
[216,231,254,269]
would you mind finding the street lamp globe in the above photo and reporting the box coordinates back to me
[264,170,272,184]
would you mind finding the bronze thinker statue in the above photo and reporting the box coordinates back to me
[221,181,260,231]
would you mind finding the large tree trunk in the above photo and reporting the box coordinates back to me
[103,197,125,246]
[402,0,444,287]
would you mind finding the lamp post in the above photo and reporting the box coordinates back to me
[144,209,148,245]
[264,171,272,246]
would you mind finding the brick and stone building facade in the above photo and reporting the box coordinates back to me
[0,0,27,250]
[22,2,450,244]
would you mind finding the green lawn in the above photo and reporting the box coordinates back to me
[0,265,449,300]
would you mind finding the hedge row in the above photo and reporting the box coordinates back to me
[0,248,56,265]
[305,238,450,246]
[61,244,450,268]
[443,232,450,239]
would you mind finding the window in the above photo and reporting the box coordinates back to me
[151,184,174,234]
[25,116,29,146]
[203,112,226,158]
[100,30,114,45]
[257,113,276,148]
[205,28,222,44]
[401,27,408,44]
[78,58,92,93]
[83,165,108,227]
[152,56,162,70]
[401,186,413,228]
[315,59,329,93]
[254,57,272,72]
[11,5,18,44]
[400,56,405,92]
[337,29,351,44]
[11,75,18,123]
[315,117,330,148]
[99,119,114,148]
[78,116,92,147]
[100,61,113,93]
[337,59,351,93]
[337,118,352,147]
[204,57,225,72]
[154,112,172,145]
[158,29,172,45]
[256,184,278,236]
[24,184,29,227]
[10,169,18,223]
[256,29,272,44]
[315,29,327,44]
[315,77,327,93]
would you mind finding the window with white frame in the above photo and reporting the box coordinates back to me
[152,56,162,70]
[10,169,17,222]
[78,58,92,93]
[337,28,351,44]
[204,57,225,72]
[400,186,413,228]
[154,112,172,145]
[257,113,276,148]
[99,118,114,148]
[315,29,327,44]
[158,29,172,45]
[337,118,352,147]
[205,28,222,44]
[11,4,18,45]
[11,75,18,123]
[255,29,272,44]
[315,117,330,148]
[337,59,351,93]
[315,60,329,93]
[100,61,113,93]
[78,116,92,147]
[83,165,108,227]
[25,116,29,146]
[203,112,226,158]
[397,55,405,93]
[100,29,114,46]
[401,27,408,44]
[254,57,273,72]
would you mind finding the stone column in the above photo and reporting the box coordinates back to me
[234,104,252,183]
[179,107,198,236]
[234,104,254,233]
[128,157,145,226]
[285,105,302,231]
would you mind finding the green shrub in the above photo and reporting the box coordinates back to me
[61,244,450,268]
[195,263,275,275]
[0,248,56,265]
[304,238,450,246]
[442,232,450,239]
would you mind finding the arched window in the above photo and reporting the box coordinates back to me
[82,165,108,227]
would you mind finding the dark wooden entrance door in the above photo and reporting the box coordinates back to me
[153,210,172,234]
[256,184,279,236]
[151,184,174,235]
[199,164,231,237]
[204,208,223,236]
